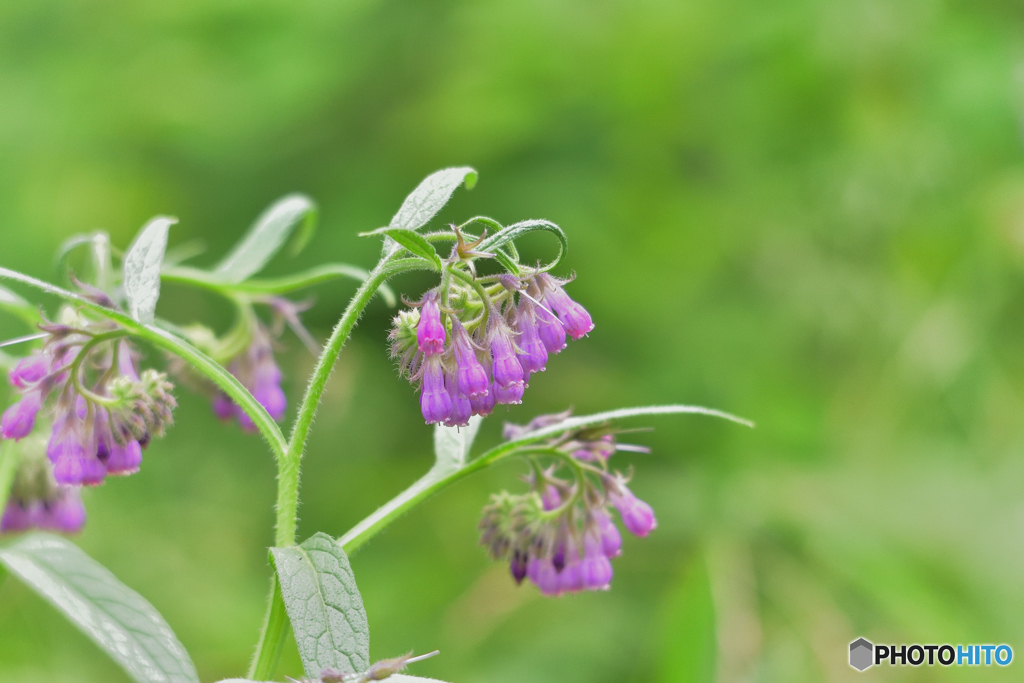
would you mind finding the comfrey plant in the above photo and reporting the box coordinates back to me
[0,168,750,683]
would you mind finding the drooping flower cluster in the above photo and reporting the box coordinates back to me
[390,272,593,426]
[1,435,85,534]
[203,297,314,431]
[211,322,287,431]
[478,412,656,596]
[1,309,176,493]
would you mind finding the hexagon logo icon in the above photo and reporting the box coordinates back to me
[849,638,873,671]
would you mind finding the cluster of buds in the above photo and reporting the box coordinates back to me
[390,272,593,426]
[1,435,86,534]
[478,412,656,596]
[1,309,176,492]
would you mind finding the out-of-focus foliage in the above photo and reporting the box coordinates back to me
[1,1,1023,681]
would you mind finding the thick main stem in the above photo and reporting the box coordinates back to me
[250,255,432,680]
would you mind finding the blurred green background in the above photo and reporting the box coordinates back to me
[1,1,1024,681]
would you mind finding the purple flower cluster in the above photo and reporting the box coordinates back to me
[211,323,286,431]
[1,318,176,533]
[1,437,85,534]
[478,413,656,596]
[389,273,593,427]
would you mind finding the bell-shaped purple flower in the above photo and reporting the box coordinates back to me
[593,509,622,557]
[530,557,561,596]
[212,393,236,421]
[556,538,584,594]
[1,500,36,532]
[610,483,657,537]
[9,354,48,389]
[45,489,87,533]
[510,549,528,585]
[2,391,41,441]
[469,387,496,417]
[420,356,452,425]
[48,422,105,487]
[515,299,548,374]
[541,484,561,511]
[104,439,143,476]
[417,291,446,355]
[450,319,489,399]
[579,533,613,590]
[489,325,524,389]
[492,380,524,405]
[535,304,567,355]
[444,370,472,428]
[537,274,594,340]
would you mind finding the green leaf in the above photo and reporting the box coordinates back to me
[389,167,477,234]
[0,533,199,683]
[476,219,568,272]
[0,283,40,326]
[215,194,318,283]
[271,532,371,679]
[361,228,442,270]
[389,676,451,682]
[123,216,176,324]
[504,405,754,448]
[432,415,483,477]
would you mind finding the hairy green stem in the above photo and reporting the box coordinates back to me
[247,255,432,680]
[0,440,20,519]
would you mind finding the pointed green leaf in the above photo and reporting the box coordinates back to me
[215,194,318,283]
[390,167,477,233]
[0,533,199,683]
[123,216,176,324]
[432,415,483,477]
[271,532,370,679]
[361,228,442,270]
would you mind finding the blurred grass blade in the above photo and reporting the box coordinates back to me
[124,216,176,324]
[0,283,40,326]
[270,532,371,679]
[0,533,199,683]
[657,552,717,683]
[215,194,317,283]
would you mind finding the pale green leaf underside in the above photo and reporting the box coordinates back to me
[124,216,176,324]
[384,167,477,257]
[215,194,318,283]
[432,415,483,477]
[271,532,370,678]
[0,533,199,683]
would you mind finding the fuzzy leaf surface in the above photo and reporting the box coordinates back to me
[0,533,198,683]
[361,228,442,269]
[390,167,477,233]
[123,216,176,324]
[476,219,568,271]
[271,532,370,678]
[215,194,318,283]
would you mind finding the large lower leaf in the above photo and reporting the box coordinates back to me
[271,532,370,678]
[0,533,199,683]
